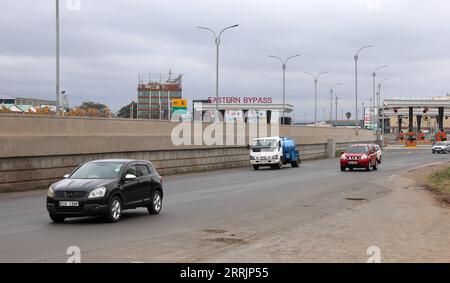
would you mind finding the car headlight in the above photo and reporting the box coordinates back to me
[47,187,54,198]
[341,154,348,160]
[361,154,368,160]
[272,155,278,160]
[88,187,107,199]
[250,156,255,160]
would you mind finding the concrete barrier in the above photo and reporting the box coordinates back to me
[0,115,377,193]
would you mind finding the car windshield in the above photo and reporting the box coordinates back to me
[435,142,445,146]
[251,139,278,152]
[70,162,124,179]
[252,139,277,148]
[346,146,368,154]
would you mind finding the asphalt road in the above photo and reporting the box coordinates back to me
[0,148,448,262]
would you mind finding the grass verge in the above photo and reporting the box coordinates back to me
[427,165,450,203]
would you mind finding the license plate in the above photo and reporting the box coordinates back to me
[59,201,79,207]
[349,161,358,165]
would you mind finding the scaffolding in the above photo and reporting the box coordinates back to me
[138,71,182,86]
[137,71,183,120]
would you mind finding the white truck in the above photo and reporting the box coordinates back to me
[249,136,300,170]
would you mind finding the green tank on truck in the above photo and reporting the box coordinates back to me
[249,137,301,170]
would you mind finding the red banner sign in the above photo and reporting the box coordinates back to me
[207,97,273,104]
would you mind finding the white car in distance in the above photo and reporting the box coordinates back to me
[374,144,382,163]
[432,141,450,154]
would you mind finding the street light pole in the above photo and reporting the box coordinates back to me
[269,54,300,124]
[372,65,388,128]
[322,83,343,122]
[56,0,60,115]
[378,78,390,141]
[304,71,328,127]
[354,45,373,134]
[283,63,286,123]
[362,102,365,129]
[335,96,339,121]
[197,24,239,121]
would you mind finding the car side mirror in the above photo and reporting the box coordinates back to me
[63,174,70,179]
[125,174,137,181]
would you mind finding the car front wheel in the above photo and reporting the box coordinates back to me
[147,190,162,215]
[49,214,65,223]
[104,196,122,223]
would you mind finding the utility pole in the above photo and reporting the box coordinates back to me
[335,96,339,121]
[322,83,343,122]
[362,102,365,129]
[378,78,390,142]
[304,71,328,127]
[61,90,67,116]
[269,54,301,124]
[197,24,239,121]
[372,65,388,127]
[354,45,373,134]
[55,0,60,115]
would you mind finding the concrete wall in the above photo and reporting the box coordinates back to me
[0,115,376,193]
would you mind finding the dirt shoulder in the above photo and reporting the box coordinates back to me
[402,161,450,205]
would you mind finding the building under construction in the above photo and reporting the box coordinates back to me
[137,72,183,120]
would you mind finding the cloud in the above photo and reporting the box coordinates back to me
[1,0,450,120]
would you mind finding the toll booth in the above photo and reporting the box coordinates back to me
[382,97,450,146]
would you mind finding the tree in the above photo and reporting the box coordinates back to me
[86,108,101,117]
[345,112,352,120]
[79,101,109,112]
[69,101,112,118]
[68,108,86,117]
[36,106,52,115]
[117,101,138,119]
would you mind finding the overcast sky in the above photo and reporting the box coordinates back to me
[1,0,450,121]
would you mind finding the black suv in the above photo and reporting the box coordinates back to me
[46,159,163,223]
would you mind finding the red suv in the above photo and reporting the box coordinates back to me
[340,144,378,172]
